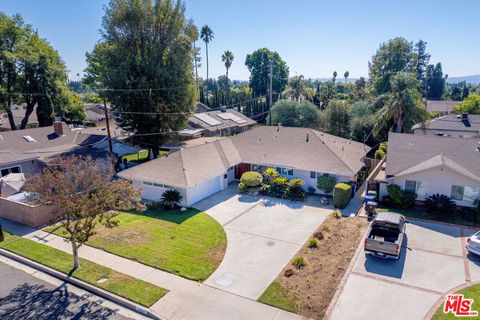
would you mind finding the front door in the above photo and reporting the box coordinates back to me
[235,163,251,180]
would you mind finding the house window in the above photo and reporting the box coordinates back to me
[288,169,293,176]
[451,185,479,202]
[153,183,164,188]
[405,180,416,194]
[310,171,316,179]
[0,166,21,177]
[143,181,153,186]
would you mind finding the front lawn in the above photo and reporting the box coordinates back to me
[377,206,480,227]
[45,209,227,281]
[432,284,480,319]
[259,281,299,313]
[0,232,167,307]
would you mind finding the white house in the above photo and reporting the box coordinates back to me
[377,132,480,207]
[118,126,370,206]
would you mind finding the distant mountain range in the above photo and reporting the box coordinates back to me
[446,75,480,84]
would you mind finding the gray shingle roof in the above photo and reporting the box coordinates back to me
[385,132,480,177]
[189,109,257,132]
[412,114,480,134]
[426,100,460,113]
[118,126,370,188]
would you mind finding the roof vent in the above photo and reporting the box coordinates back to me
[306,133,309,142]
[220,105,227,112]
[277,124,281,131]
[462,113,469,120]
[23,135,36,143]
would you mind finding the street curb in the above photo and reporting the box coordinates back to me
[323,218,370,319]
[0,249,162,320]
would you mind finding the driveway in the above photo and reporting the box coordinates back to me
[329,220,480,320]
[194,188,331,300]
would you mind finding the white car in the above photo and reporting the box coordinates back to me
[466,231,480,256]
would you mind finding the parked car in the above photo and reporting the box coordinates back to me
[466,231,480,256]
[364,212,406,260]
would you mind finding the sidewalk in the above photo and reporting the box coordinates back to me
[1,218,303,320]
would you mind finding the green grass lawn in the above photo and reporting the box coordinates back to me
[432,284,480,319]
[0,232,167,307]
[377,207,480,227]
[122,150,169,163]
[45,209,227,281]
[258,281,299,313]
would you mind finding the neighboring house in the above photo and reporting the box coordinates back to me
[412,113,480,138]
[375,132,480,208]
[119,126,370,206]
[187,108,257,137]
[426,100,460,115]
[0,104,39,131]
[194,102,211,113]
[161,137,224,152]
[83,103,111,123]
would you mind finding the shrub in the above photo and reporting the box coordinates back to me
[316,174,337,194]
[238,182,247,192]
[374,142,388,159]
[307,238,318,248]
[307,186,316,194]
[284,268,294,277]
[322,225,330,232]
[331,209,342,219]
[160,189,183,209]
[425,194,455,214]
[149,200,160,210]
[263,167,279,185]
[333,183,352,209]
[292,256,306,269]
[240,171,263,187]
[270,176,289,198]
[385,184,416,209]
[286,178,306,201]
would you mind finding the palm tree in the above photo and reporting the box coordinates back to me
[332,71,338,84]
[222,50,234,82]
[344,71,349,83]
[375,72,427,133]
[200,25,214,80]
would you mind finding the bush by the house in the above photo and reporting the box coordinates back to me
[270,176,289,198]
[239,171,263,193]
[307,186,316,194]
[286,178,307,201]
[316,174,337,194]
[149,200,161,210]
[160,189,183,209]
[383,184,416,209]
[374,142,388,159]
[331,209,342,219]
[333,183,352,209]
[262,167,279,185]
[425,194,455,214]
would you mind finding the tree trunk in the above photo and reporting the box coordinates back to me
[206,43,209,80]
[20,100,36,129]
[193,41,198,84]
[395,115,403,133]
[71,241,80,270]
[5,95,17,130]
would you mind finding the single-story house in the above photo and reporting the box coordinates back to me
[426,100,460,115]
[83,103,113,123]
[187,108,257,137]
[118,126,370,206]
[412,113,480,138]
[375,132,480,207]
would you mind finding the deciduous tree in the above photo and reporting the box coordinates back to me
[23,156,144,270]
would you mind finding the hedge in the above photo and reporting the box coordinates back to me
[240,171,263,187]
[333,183,352,209]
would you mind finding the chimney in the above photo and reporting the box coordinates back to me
[53,117,64,136]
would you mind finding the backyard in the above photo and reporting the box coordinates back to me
[258,214,369,319]
[122,150,169,163]
[44,208,227,281]
[0,231,167,307]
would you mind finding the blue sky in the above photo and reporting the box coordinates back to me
[1,0,479,80]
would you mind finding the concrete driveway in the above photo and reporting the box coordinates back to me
[194,188,331,300]
[329,220,480,320]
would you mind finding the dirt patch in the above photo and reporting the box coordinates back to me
[272,215,369,319]
[95,225,153,248]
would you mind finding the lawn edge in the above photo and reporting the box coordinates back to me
[0,248,163,320]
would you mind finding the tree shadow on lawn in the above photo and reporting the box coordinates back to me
[0,283,122,320]
[127,208,203,224]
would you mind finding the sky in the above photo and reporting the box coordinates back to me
[1,0,479,81]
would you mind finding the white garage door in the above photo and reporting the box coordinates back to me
[188,175,224,205]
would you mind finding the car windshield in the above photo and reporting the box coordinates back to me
[474,232,480,240]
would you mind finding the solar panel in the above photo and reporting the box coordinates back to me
[194,113,222,126]
[217,112,248,124]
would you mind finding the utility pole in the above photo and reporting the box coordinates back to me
[268,60,273,126]
[103,95,114,158]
